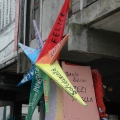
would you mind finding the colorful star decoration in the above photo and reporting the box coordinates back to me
[17,0,87,120]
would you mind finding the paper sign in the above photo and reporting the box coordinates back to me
[37,34,69,64]
[33,20,43,52]
[18,43,39,64]
[36,0,70,62]
[62,62,99,120]
[36,61,87,107]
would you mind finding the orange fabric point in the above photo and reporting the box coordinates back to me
[36,34,69,64]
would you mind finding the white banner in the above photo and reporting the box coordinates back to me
[0,0,19,64]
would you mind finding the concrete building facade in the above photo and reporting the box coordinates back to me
[0,0,120,120]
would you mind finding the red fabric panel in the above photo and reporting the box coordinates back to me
[37,0,69,62]
[92,69,108,119]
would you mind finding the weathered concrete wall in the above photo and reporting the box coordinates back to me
[91,11,120,32]
[69,0,120,25]
[72,0,96,13]
[68,23,120,58]
[83,0,97,8]
[72,0,80,13]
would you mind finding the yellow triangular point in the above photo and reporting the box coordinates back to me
[36,61,87,107]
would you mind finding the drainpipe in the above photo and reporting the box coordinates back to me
[3,106,6,120]
[80,0,84,23]
[24,0,27,45]
[80,0,84,10]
